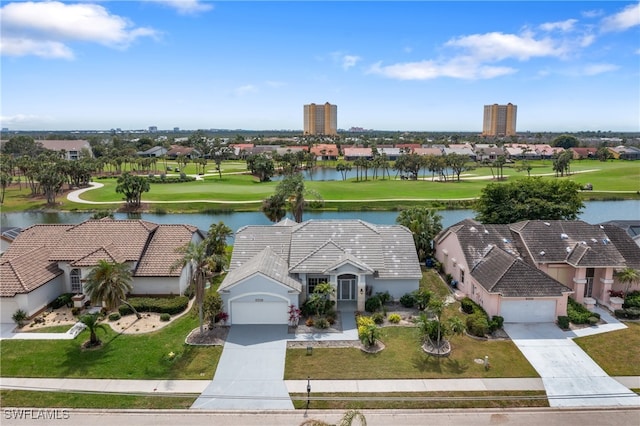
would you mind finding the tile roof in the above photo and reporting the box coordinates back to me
[600,224,640,269]
[228,219,421,281]
[511,220,625,267]
[0,220,201,296]
[471,246,571,297]
[1,247,63,297]
[220,247,301,292]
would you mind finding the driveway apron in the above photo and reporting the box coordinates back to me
[504,323,640,407]
[191,325,294,410]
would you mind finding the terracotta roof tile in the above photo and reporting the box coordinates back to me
[135,224,199,276]
[1,248,63,297]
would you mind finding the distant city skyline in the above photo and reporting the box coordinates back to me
[1,1,639,132]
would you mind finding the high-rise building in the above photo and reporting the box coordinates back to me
[482,103,517,137]
[304,102,337,135]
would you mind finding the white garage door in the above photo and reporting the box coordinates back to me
[500,300,556,323]
[231,300,288,325]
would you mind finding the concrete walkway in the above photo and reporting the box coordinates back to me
[191,325,293,410]
[504,316,640,408]
[0,322,86,341]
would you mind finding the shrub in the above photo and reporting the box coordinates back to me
[614,308,640,319]
[399,293,416,308]
[489,315,504,332]
[183,284,195,300]
[160,313,171,322]
[376,291,392,305]
[326,315,336,325]
[12,309,27,327]
[388,313,402,324]
[567,298,600,324]
[557,315,570,329]
[108,312,121,321]
[623,291,640,309]
[588,316,599,326]
[460,298,475,314]
[71,307,82,316]
[50,293,73,309]
[413,289,433,310]
[466,313,489,337]
[118,296,189,316]
[305,318,314,327]
[365,295,382,313]
[315,317,329,329]
[300,300,315,317]
[357,316,380,347]
[371,312,385,324]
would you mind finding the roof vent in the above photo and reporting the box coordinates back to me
[544,222,550,226]
[602,238,610,245]
[484,229,489,234]
[539,251,545,256]
[566,247,572,253]
[469,226,477,232]
[591,238,598,243]
[560,233,569,239]
[502,238,511,243]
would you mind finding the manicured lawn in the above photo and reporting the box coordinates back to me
[290,391,548,409]
[4,159,639,212]
[0,308,220,379]
[574,321,640,376]
[420,268,451,299]
[0,390,196,409]
[285,326,538,380]
[22,325,73,333]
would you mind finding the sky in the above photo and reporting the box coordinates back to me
[1,1,639,132]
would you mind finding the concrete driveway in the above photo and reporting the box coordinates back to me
[191,325,294,410]
[504,323,640,407]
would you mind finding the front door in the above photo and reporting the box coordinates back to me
[338,276,356,300]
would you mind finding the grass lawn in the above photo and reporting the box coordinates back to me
[22,325,73,333]
[574,321,640,376]
[4,159,637,213]
[285,326,538,380]
[0,390,196,409]
[289,391,548,409]
[0,308,220,380]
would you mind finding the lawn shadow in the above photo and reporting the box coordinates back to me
[411,352,469,376]
[57,330,118,377]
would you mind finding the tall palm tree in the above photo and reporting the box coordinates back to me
[204,221,233,272]
[261,194,287,223]
[80,312,108,347]
[84,260,141,319]
[172,241,214,334]
[615,267,639,297]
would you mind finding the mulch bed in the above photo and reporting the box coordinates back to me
[185,325,229,345]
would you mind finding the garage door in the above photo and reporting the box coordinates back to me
[231,300,288,325]
[500,300,556,323]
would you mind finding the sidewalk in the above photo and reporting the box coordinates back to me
[2,377,638,394]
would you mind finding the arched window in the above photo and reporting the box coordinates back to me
[70,269,82,294]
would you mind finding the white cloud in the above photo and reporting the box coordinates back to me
[539,19,578,32]
[145,0,213,15]
[582,10,604,19]
[0,1,158,58]
[601,3,640,32]
[445,31,564,61]
[266,80,285,88]
[342,54,361,70]
[0,37,73,59]
[234,85,257,96]
[582,63,619,76]
[368,57,516,80]
[0,113,54,128]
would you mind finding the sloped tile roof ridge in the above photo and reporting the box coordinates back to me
[323,252,373,274]
[274,218,297,227]
[71,244,125,266]
[1,256,28,295]
[289,239,346,271]
[471,245,517,290]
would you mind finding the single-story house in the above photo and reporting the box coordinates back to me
[138,146,168,158]
[166,145,202,159]
[218,219,422,325]
[310,144,339,160]
[343,147,373,161]
[474,144,505,161]
[434,219,640,322]
[608,145,640,160]
[0,219,203,323]
[571,147,597,159]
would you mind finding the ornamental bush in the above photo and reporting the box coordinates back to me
[315,317,329,329]
[108,312,121,321]
[399,293,416,308]
[160,313,171,322]
[557,315,570,329]
[118,296,189,316]
[388,313,402,324]
[460,297,475,314]
[623,291,640,309]
[371,312,385,324]
[466,312,489,337]
[365,295,382,313]
[567,298,600,324]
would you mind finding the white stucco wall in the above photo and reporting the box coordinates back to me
[366,277,419,300]
[1,276,66,323]
[132,277,182,295]
[1,298,20,323]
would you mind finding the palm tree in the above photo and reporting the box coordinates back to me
[172,241,215,334]
[417,297,465,356]
[84,260,141,319]
[261,193,287,223]
[80,312,108,347]
[615,267,639,297]
[204,221,233,272]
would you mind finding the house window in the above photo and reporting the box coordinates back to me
[307,276,328,295]
[460,269,465,284]
[70,269,82,294]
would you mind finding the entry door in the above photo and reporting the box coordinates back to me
[338,278,356,300]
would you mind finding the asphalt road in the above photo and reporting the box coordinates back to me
[2,408,638,426]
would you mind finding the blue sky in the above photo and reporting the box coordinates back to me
[1,1,639,132]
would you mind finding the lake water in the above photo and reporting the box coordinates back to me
[1,200,638,235]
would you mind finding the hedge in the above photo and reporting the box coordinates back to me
[567,298,600,324]
[623,291,640,309]
[118,296,189,316]
[614,308,640,320]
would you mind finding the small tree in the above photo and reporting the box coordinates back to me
[84,260,141,319]
[357,316,381,348]
[115,172,150,209]
[79,312,108,347]
[307,282,335,317]
[203,292,223,328]
[12,309,27,328]
[417,297,465,356]
[615,267,639,297]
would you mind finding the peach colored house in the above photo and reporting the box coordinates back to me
[434,219,572,322]
[436,219,640,322]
